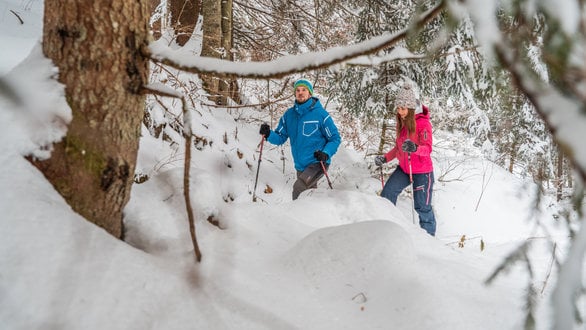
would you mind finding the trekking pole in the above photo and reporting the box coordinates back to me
[320,161,333,189]
[379,166,385,192]
[408,152,416,225]
[252,136,265,202]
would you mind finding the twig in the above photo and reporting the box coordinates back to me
[475,162,494,212]
[182,101,202,262]
[10,10,24,25]
[445,235,484,250]
[436,156,475,182]
[204,94,292,109]
[540,242,557,295]
[141,85,202,262]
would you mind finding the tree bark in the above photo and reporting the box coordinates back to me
[170,0,201,46]
[508,141,517,174]
[36,0,150,238]
[557,151,563,201]
[378,109,392,155]
[219,0,239,104]
[200,0,222,104]
[150,0,163,40]
[378,65,394,154]
[200,0,238,105]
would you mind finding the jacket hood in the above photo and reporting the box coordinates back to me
[294,97,320,115]
[415,104,429,120]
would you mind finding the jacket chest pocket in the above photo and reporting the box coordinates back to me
[302,121,319,136]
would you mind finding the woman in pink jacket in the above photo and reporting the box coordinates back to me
[374,82,436,236]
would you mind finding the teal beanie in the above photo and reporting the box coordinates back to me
[294,79,313,95]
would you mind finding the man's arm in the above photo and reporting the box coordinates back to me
[267,115,289,145]
[321,115,341,158]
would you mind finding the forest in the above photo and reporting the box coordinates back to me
[2,0,586,329]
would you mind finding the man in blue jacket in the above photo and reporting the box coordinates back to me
[260,79,341,200]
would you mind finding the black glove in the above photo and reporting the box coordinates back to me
[374,155,386,166]
[259,123,270,139]
[314,150,329,162]
[402,139,418,153]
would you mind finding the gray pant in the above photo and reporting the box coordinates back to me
[292,162,327,200]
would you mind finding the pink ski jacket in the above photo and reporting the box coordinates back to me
[383,104,433,174]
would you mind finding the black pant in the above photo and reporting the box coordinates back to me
[292,162,327,200]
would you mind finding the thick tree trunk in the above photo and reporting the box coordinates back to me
[36,0,150,238]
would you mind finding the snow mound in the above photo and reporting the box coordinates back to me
[125,165,229,255]
[282,220,418,299]
[1,43,70,159]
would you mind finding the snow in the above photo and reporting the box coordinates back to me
[0,0,42,74]
[0,1,579,329]
[148,2,444,78]
[1,42,71,159]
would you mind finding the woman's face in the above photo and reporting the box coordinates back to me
[397,106,409,119]
[295,86,311,103]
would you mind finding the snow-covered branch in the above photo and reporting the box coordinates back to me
[145,1,445,79]
[459,0,586,328]
[493,45,586,184]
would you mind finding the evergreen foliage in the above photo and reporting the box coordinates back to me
[146,0,570,198]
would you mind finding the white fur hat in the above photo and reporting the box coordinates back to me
[415,99,423,114]
[395,82,417,110]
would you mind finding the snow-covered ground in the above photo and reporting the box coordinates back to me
[0,1,573,329]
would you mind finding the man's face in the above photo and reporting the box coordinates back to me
[295,86,311,103]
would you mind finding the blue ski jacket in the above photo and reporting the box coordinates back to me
[267,97,341,171]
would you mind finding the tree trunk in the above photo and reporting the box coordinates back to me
[378,109,392,155]
[36,0,150,238]
[201,0,238,105]
[378,67,393,154]
[508,141,517,174]
[557,150,563,201]
[200,0,222,104]
[150,0,164,40]
[170,0,201,46]
[219,0,240,104]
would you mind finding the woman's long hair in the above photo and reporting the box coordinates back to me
[396,108,416,138]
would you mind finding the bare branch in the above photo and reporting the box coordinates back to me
[145,0,446,79]
[9,10,24,25]
[141,85,203,262]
